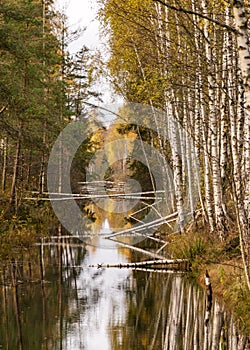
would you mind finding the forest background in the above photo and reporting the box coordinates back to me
[0,0,249,331]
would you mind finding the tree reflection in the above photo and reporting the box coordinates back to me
[0,243,86,349]
[0,245,249,349]
[109,272,249,350]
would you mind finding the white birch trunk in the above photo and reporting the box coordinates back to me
[192,0,215,231]
[220,18,230,186]
[233,0,250,224]
[231,0,250,290]
[201,0,226,239]
[169,102,185,233]
[1,137,8,192]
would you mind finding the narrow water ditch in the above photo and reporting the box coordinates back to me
[0,232,249,350]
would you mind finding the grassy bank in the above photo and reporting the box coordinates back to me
[164,229,250,335]
[0,192,57,260]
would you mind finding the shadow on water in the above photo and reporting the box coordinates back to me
[0,235,249,350]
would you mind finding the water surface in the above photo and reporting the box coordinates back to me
[0,234,249,350]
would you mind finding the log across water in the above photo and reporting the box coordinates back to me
[89,258,191,272]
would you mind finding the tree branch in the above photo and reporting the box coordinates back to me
[0,105,7,114]
[153,0,237,33]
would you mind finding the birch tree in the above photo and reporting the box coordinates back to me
[99,0,250,287]
[231,0,250,289]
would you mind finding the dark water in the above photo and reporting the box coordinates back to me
[0,237,249,350]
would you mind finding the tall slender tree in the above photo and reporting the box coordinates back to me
[99,0,250,288]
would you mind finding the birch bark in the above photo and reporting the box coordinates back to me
[201,0,226,238]
[233,0,250,220]
[232,0,250,289]
[1,137,8,192]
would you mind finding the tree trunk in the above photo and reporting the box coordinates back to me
[232,0,250,290]
[1,137,8,192]
[201,0,226,239]
[9,125,22,210]
[169,103,185,233]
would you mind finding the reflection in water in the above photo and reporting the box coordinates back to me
[0,242,249,350]
[62,238,130,350]
[102,218,111,233]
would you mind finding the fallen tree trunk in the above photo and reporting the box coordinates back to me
[104,212,178,239]
[89,258,191,271]
[108,238,167,259]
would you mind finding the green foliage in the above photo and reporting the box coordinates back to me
[99,0,169,106]
[0,224,53,262]
[0,189,57,261]
[0,0,97,219]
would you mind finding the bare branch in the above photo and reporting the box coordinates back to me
[0,105,7,114]
[153,0,237,33]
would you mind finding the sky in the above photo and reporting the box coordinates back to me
[55,0,122,106]
[55,0,101,52]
